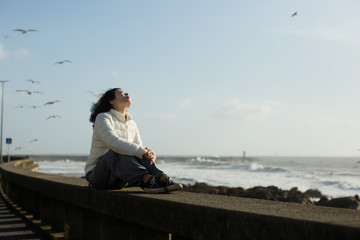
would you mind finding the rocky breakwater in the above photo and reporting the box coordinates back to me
[183,182,360,210]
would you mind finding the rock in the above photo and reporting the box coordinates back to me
[315,196,330,206]
[304,189,323,198]
[316,196,360,210]
[183,183,311,204]
[355,195,360,201]
[183,182,220,195]
[217,186,228,195]
[226,187,247,197]
[288,187,312,204]
[245,186,280,201]
[184,182,359,210]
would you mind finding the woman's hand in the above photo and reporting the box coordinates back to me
[143,147,156,163]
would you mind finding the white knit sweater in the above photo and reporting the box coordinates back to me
[85,109,147,174]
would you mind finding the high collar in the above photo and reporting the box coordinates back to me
[110,109,132,122]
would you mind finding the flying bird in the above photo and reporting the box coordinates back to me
[47,115,61,120]
[15,105,25,109]
[44,100,60,106]
[27,79,40,84]
[13,29,38,34]
[54,60,72,65]
[88,91,102,98]
[291,12,298,17]
[28,105,41,109]
[2,34,9,39]
[16,90,43,95]
[29,138,39,143]
[14,147,24,151]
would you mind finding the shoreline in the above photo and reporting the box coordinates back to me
[183,182,360,210]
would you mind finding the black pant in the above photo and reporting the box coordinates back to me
[88,150,165,190]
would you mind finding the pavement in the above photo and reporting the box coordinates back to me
[0,194,43,240]
[0,184,64,240]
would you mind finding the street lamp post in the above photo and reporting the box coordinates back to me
[0,80,9,164]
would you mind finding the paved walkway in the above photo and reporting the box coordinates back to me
[0,195,44,240]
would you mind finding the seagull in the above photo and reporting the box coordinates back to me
[28,105,41,109]
[47,115,61,120]
[44,100,60,106]
[14,147,24,151]
[88,91,102,98]
[27,79,40,84]
[291,11,298,17]
[29,138,39,143]
[16,90,43,95]
[15,105,25,109]
[54,60,72,65]
[13,29,38,34]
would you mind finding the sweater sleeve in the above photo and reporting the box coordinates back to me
[133,127,143,146]
[94,113,147,159]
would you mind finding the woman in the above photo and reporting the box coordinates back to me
[85,88,182,193]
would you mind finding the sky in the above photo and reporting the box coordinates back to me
[1,0,360,157]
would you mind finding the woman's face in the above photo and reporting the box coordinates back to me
[110,89,131,109]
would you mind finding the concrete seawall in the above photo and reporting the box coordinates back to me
[0,158,360,240]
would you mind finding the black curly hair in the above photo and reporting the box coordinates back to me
[89,88,121,123]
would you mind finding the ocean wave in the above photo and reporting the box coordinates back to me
[321,180,360,191]
[35,159,85,165]
[189,157,220,163]
[187,157,227,168]
[249,162,264,171]
[175,158,289,173]
[337,172,359,177]
[247,163,287,173]
[175,177,197,185]
[188,156,257,164]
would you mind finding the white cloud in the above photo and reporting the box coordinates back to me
[176,98,192,108]
[0,44,8,59]
[0,44,30,59]
[287,26,356,43]
[214,99,279,121]
[270,22,360,44]
[109,70,119,77]
[13,48,30,58]
[137,112,178,120]
[300,114,360,131]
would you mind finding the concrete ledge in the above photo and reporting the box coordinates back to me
[13,158,40,171]
[1,159,360,240]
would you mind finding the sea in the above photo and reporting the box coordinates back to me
[34,155,360,198]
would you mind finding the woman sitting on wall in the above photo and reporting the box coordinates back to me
[84,88,183,193]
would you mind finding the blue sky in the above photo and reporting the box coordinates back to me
[1,0,360,156]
